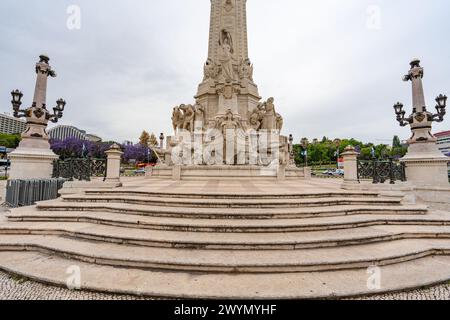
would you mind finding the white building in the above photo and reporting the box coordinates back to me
[48,125,102,142]
[0,113,26,135]
[436,130,450,157]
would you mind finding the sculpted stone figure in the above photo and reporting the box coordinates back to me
[220,109,240,132]
[194,100,205,127]
[276,113,284,131]
[180,104,195,132]
[219,33,236,82]
[261,97,277,130]
[239,58,253,81]
[279,141,289,165]
[171,106,184,133]
[249,111,261,131]
[203,58,220,80]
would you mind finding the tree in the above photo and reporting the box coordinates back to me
[149,133,159,147]
[300,137,309,148]
[123,144,157,164]
[50,137,112,160]
[392,135,402,148]
[139,131,150,146]
[0,133,21,148]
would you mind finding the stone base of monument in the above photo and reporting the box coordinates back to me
[8,148,58,180]
[147,164,311,181]
[401,142,450,187]
[59,179,123,196]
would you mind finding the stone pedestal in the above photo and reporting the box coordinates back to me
[341,146,360,187]
[104,144,123,184]
[8,147,58,180]
[401,142,449,187]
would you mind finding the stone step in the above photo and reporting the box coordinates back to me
[0,235,450,273]
[84,189,381,200]
[1,221,450,250]
[1,251,450,299]
[35,200,428,219]
[61,194,403,209]
[7,209,450,233]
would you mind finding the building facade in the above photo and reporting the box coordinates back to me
[436,130,450,157]
[48,125,102,142]
[0,113,26,135]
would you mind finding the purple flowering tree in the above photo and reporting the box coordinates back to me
[50,138,112,160]
[50,138,157,164]
[122,144,156,164]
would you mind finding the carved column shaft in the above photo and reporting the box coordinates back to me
[33,56,54,108]
[407,61,426,113]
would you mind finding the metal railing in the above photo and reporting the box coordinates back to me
[357,159,407,184]
[5,178,66,208]
[52,158,107,181]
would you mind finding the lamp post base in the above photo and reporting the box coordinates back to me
[401,142,449,187]
[8,148,58,180]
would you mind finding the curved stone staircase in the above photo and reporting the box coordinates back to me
[1,179,450,299]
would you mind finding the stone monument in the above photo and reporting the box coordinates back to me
[152,0,308,180]
[393,59,449,186]
[8,55,66,179]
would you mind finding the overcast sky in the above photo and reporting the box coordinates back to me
[0,0,449,144]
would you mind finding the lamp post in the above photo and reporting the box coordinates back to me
[159,133,165,150]
[288,134,294,165]
[8,54,66,180]
[11,55,66,146]
[394,59,446,142]
[393,59,449,186]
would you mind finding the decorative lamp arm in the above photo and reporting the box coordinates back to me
[46,99,66,123]
[10,90,28,118]
[431,94,447,123]
[393,102,413,127]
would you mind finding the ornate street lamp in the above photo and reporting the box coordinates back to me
[10,55,67,141]
[392,59,449,186]
[288,134,294,165]
[433,94,447,122]
[49,98,67,123]
[159,133,165,149]
[393,59,446,144]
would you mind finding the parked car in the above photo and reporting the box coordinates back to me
[322,170,335,176]
[321,169,344,177]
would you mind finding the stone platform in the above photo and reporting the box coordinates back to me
[1,177,450,299]
[148,165,310,181]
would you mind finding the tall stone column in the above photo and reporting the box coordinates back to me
[197,0,261,125]
[8,55,65,180]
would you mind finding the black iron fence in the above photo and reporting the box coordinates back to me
[357,159,407,184]
[5,178,66,208]
[52,158,107,181]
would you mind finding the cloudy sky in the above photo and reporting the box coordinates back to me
[0,0,449,144]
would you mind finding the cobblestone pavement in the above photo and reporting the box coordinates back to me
[0,271,152,300]
[349,283,450,300]
[0,270,449,300]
